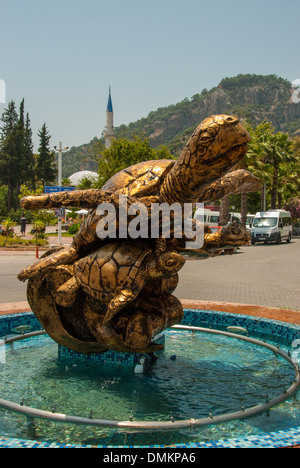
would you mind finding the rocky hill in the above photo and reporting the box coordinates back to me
[63,74,300,175]
[117,74,300,156]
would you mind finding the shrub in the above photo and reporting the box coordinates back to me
[67,223,81,235]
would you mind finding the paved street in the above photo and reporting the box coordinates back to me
[0,237,299,310]
[176,236,300,310]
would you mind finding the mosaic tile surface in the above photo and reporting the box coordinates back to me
[1,427,300,448]
[58,333,165,366]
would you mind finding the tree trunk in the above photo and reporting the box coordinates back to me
[219,195,230,225]
[260,184,266,211]
[15,182,20,210]
[7,181,12,214]
[240,192,248,226]
[271,164,278,209]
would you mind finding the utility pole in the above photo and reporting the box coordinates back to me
[54,142,69,245]
[58,141,63,187]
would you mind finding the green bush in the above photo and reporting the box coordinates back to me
[67,223,81,235]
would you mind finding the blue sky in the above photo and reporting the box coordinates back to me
[0,0,299,153]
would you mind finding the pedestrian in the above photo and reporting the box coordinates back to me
[20,214,27,236]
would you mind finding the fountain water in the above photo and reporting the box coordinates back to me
[1,309,300,448]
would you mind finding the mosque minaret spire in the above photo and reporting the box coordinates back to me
[103,86,116,148]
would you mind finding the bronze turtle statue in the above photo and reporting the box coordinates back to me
[54,241,185,324]
[18,114,260,354]
[18,114,256,281]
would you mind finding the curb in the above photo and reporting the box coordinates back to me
[1,299,300,325]
[180,299,300,325]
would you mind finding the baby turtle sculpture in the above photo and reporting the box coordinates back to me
[54,241,185,325]
[18,114,260,354]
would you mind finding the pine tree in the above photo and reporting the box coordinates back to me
[14,99,26,203]
[0,100,18,139]
[24,112,35,187]
[0,100,19,211]
[36,123,56,184]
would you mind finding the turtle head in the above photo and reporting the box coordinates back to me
[160,115,251,204]
[218,221,250,245]
[147,251,185,278]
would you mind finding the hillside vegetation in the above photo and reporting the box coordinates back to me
[63,74,300,174]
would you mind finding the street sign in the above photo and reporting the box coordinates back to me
[55,208,65,218]
[44,186,75,194]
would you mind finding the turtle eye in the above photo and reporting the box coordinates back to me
[165,258,175,266]
[160,254,175,269]
[225,116,239,124]
[207,126,218,137]
[199,133,214,146]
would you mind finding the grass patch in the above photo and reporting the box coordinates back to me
[0,235,49,247]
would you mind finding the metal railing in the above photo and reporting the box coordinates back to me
[0,325,300,432]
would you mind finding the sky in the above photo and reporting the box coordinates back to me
[0,0,299,154]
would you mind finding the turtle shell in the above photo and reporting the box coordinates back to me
[71,160,175,252]
[74,242,151,301]
[102,159,175,197]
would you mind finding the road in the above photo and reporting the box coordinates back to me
[176,237,300,310]
[0,237,299,310]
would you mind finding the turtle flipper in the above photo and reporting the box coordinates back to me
[197,169,260,203]
[53,276,80,307]
[103,290,138,324]
[17,247,78,281]
[20,189,112,210]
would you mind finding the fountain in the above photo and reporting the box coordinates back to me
[1,115,299,448]
[1,310,300,448]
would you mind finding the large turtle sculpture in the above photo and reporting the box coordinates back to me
[18,114,260,354]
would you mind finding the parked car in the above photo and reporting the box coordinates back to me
[193,209,241,233]
[251,210,292,244]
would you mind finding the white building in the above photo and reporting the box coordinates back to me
[68,170,98,186]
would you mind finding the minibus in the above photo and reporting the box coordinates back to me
[251,210,292,244]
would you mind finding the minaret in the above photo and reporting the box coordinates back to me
[103,86,116,148]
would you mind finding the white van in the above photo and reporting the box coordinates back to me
[251,210,292,244]
[194,209,241,233]
[246,214,255,232]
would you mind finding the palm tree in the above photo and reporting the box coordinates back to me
[215,123,297,224]
[219,195,230,225]
[241,122,274,212]
[279,138,300,206]
[268,132,295,209]
[240,192,248,226]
